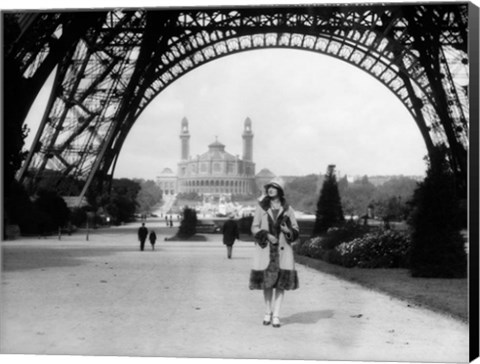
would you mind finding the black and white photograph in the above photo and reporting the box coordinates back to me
[1,1,479,364]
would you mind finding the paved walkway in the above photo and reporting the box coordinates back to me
[0,221,469,363]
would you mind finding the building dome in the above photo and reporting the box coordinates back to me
[255,168,276,193]
[199,138,237,161]
[208,139,225,150]
[256,168,276,178]
[160,167,175,175]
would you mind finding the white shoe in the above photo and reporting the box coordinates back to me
[263,313,272,325]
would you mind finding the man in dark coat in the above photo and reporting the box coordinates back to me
[138,223,148,251]
[222,215,239,259]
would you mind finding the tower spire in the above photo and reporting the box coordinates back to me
[242,117,254,161]
[180,117,190,160]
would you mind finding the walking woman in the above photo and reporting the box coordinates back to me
[249,177,299,328]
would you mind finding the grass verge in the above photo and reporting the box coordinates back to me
[295,254,468,323]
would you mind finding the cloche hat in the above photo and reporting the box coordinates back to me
[264,177,285,194]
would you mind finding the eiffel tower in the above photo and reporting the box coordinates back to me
[4,3,473,204]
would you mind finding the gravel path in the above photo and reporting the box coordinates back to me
[1,222,469,362]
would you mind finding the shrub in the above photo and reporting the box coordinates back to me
[238,215,253,235]
[34,189,70,233]
[4,181,39,235]
[333,230,411,268]
[70,207,87,227]
[295,227,411,269]
[177,207,197,238]
[294,221,369,259]
[293,236,325,259]
[319,221,369,250]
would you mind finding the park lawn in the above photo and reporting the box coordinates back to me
[295,255,468,323]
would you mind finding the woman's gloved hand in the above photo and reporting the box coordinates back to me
[268,233,279,245]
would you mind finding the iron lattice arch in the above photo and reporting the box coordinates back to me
[5,3,470,201]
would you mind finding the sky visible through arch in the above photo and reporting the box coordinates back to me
[23,16,432,182]
[114,48,428,180]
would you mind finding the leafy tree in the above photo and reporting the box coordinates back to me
[34,189,71,232]
[408,147,467,278]
[177,207,197,238]
[135,179,162,213]
[349,176,376,217]
[111,178,141,201]
[338,175,419,221]
[337,175,376,217]
[313,165,344,234]
[3,180,38,236]
[375,196,407,223]
[372,176,418,221]
[374,176,419,200]
[100,178,141,225]
[337,175,355,217]
[285,174,321,214]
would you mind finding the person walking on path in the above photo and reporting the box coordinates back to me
[222,214,239,259]
[249,177,299,328]
[149,230,157,251]
[137,223,148,251]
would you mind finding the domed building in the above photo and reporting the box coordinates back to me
[255,168,277,192]
[157,168,176,195]
[157,117,271,197]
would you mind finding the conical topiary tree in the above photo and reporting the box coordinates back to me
[313,165,344,234]
[408,147,467,278]
[177,207,197,238]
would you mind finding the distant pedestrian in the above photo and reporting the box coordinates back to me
[149,230,157,250]
[138,223,148,251]
[165,215,169,226]
[169,216,173,227]
[222,214,239,259]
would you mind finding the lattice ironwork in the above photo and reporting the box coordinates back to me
[3,3,470,202]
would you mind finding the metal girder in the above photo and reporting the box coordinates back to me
[5,3,470,202]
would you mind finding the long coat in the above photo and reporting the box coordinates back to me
[149,231,157,245]
[249,198,299,290]
[222,219,239,246]
[138,226,148,242]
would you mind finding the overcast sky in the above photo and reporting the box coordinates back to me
[22,1,439,182]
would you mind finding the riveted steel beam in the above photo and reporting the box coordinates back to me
[5,3,470,202]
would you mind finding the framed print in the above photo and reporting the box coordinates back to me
[2,1,479,364]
